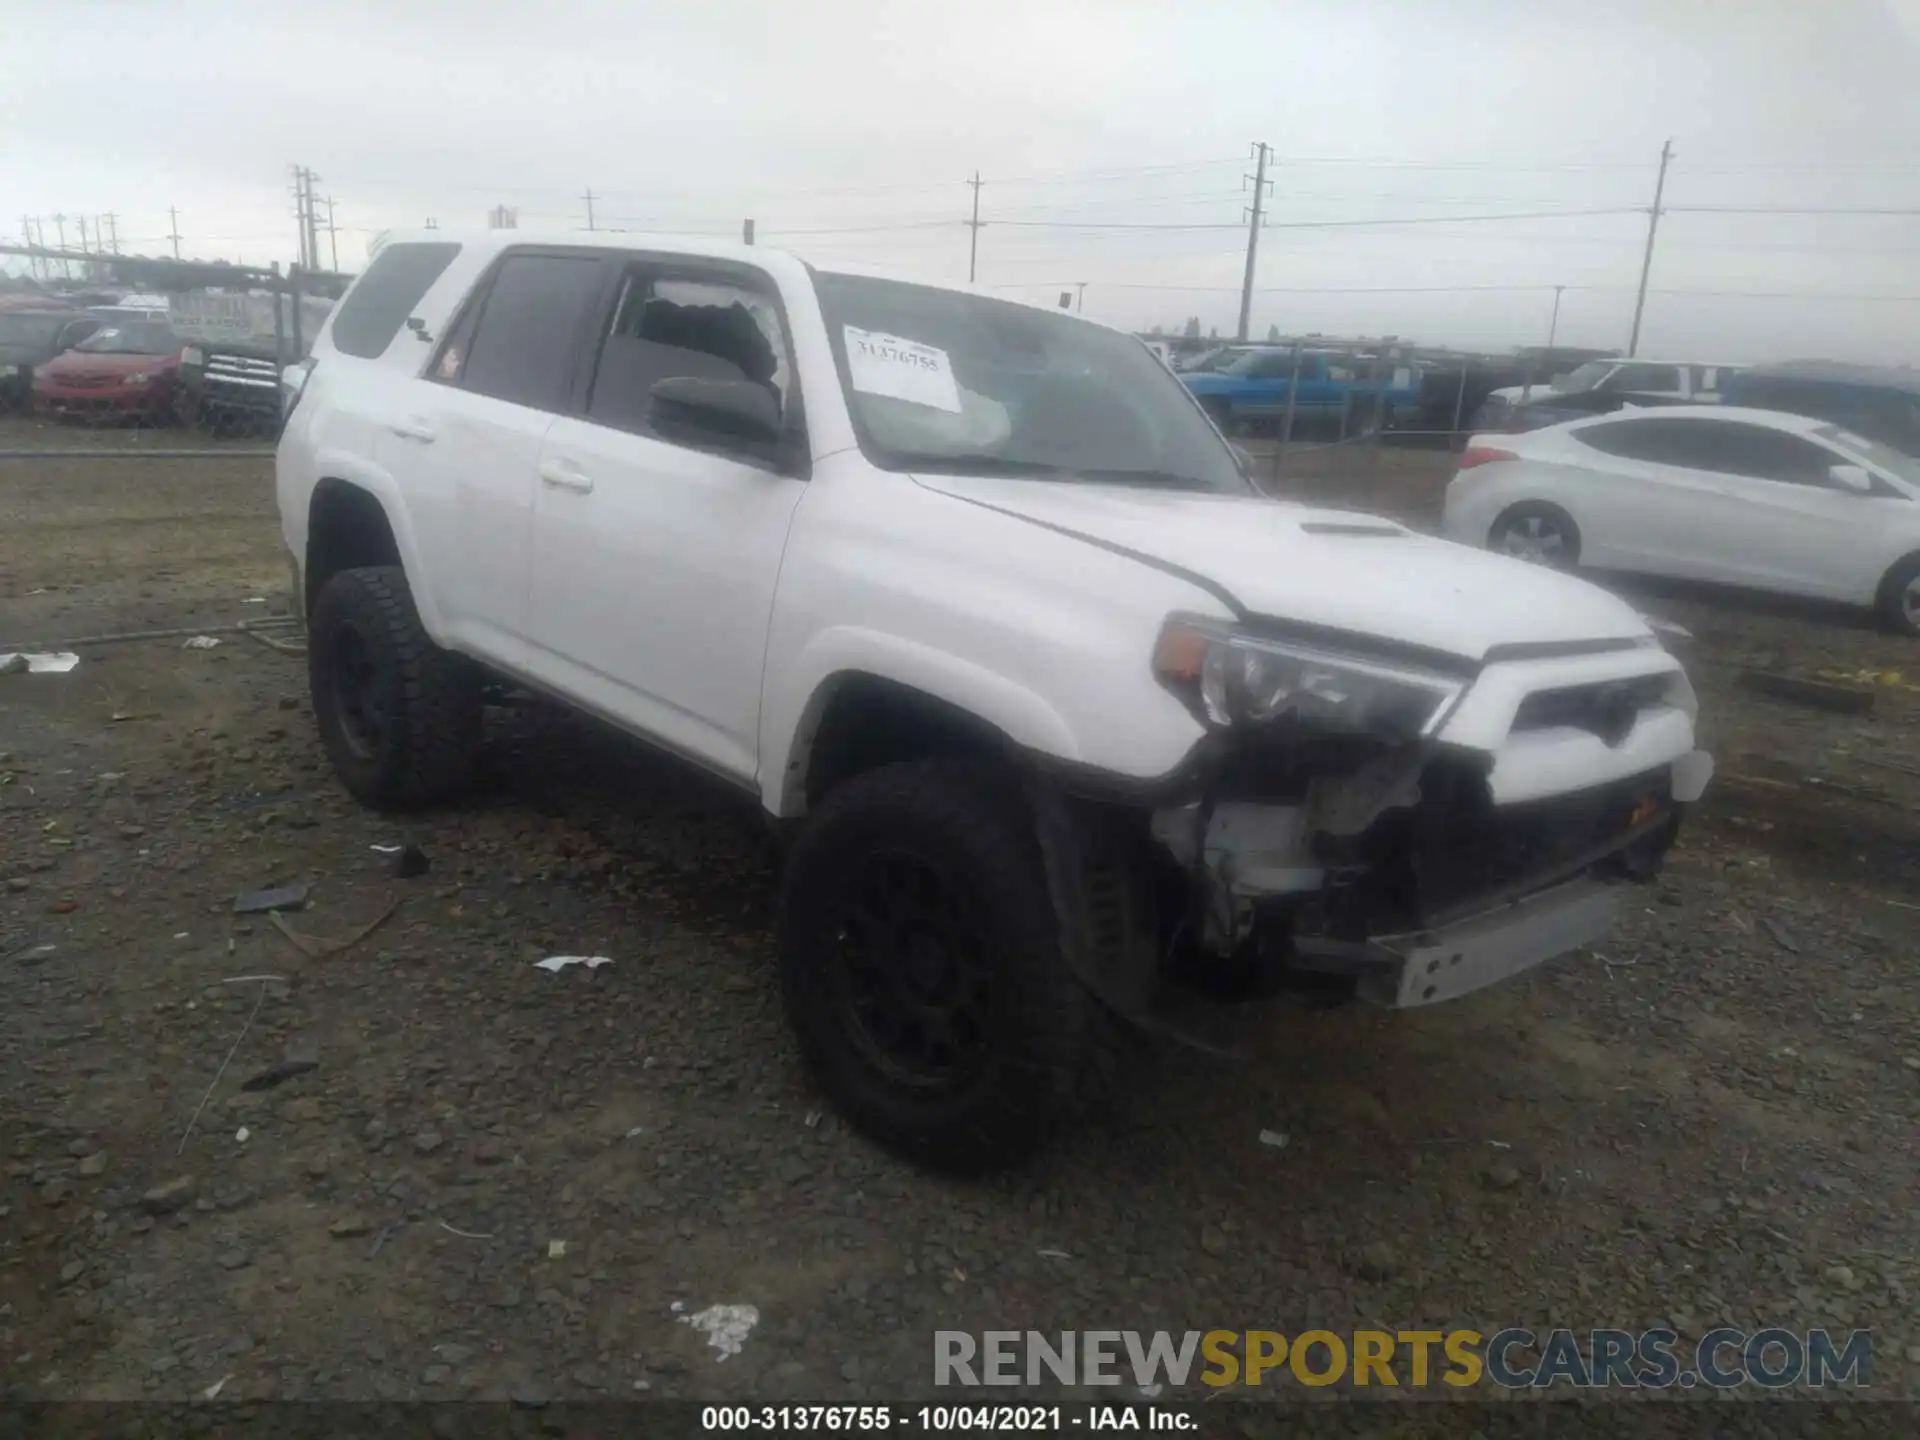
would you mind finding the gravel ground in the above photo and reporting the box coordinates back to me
[2,415,1916,1412]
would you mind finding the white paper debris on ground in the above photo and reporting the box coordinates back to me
[181,636,222,650]
[201,1375,231,1401]
[1037,1248,1071,1260]
[625,1126,645,1139]
[370,844,404,854]
[534,955,613,973]
[679,1303,760,1361]
[547,1239,567,1259]
[0,652,81,675]
[243,597,267,605]
[1258,1129,1290,1150]
[843,327,962,413]
[669,1300,686,1314]
[234,1127,250,1143]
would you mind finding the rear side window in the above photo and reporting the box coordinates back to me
[1577,417,1834,485]
[1604,364,1683,393]
[456,254,606,413]
[329,242,461,359]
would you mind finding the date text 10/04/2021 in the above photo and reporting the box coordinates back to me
[702,1408,1190,1432]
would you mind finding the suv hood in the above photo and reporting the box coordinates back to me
[914,475,1652,663]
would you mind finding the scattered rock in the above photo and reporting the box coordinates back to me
[59,1260,86,1283]
[141,1177,195,1215]
[412,1130,444,1156]
[217,1249,252,1271]
[471,1138,504,1166]
[328,1216,373,1239]
[233,883,310,916]
[305,1155,330,1180]
[1199,1224,1229,1257]
[421,1365,450,1386]
[510,1382,550,1409]
[1355,1240,1399,1282]
[78,1151,108,1178]
[435,1344,474,1366]
[66,1139,93,1158]
[1484,1160,1522,1192]
[42,1179,72,1206]
[390,845,431,880]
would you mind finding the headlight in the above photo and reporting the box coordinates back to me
[1152,615,1465,741]
[123,372,153,385]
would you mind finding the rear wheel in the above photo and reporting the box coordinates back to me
[778,760,1113,1174]
[1490,502,1581,568]
[1875,553,1920,636]
[308,565,481,809]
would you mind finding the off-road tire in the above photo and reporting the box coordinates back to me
[308,565,481,809]
[778,760,1115,1174]
[1874,553,1920,636]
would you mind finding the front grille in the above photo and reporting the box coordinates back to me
[1325,759,1672,930]
[205,355,279,390]
[1512,673,1671,747]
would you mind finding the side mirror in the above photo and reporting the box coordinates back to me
[1828,463,1874,494]
[648,376,782,444]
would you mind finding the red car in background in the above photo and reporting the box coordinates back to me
[33,320,185,423]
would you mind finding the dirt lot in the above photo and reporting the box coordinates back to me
[2,413,1917,1411]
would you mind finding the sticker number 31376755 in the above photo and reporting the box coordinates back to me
[842,326,962,414]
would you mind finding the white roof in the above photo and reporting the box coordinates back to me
[1556,404,1833,436]
[376,228,1068,315]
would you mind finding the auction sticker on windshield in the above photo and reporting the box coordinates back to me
[844,326,961,413]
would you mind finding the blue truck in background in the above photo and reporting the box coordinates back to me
[1180,346,1422,436]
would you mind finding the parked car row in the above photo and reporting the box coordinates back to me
[1445,404,1920,635]
[0,288,334,433]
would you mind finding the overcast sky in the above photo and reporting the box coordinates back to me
[5,0,1919,359]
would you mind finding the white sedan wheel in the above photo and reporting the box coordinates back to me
[1495,511,1573,565]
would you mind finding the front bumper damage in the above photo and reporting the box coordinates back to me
[1149,739,1713,1011]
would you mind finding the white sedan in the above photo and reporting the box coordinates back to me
[1442,405,1920,634]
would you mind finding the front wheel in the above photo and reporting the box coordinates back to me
[1489,502,1581,568]
[777,761,1110,1174]
[308,565,482,809]
[1875,553,1920,636]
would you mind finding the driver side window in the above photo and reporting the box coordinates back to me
[585,266,797,464]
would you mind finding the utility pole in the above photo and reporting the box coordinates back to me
[1545,284,1565,351]
[583,188,597,231]
[104,212,119,253]
[1236,141,1272,343]
[324,196,340,271]
[51,214,68,279]
[304,171,322,278]
[966,172,983,283]
[168,206,182,259]
[742,218,755,246]
[291,166,310,268]
[20,217,37,279]
[1075,282,1087,313]
[1627,138,1673,359]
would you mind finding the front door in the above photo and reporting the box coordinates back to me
[524,263,808,786]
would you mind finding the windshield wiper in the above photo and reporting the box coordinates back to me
[1072,467,1228,491]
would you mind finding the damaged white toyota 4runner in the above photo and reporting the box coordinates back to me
[277,233,1713,1173]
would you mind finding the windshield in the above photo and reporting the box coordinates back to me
[1553,361,1613,394]
[75,322,180,356]
[814,272,1248,494]
[1817,424,1920,491]
[0,313,70,347]
[1215,349,1271,375]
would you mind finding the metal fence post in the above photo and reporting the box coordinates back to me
[1276,339,1304,483]
[288,263,304,363]
[271,262,286,369]
[1369,338,1392,448]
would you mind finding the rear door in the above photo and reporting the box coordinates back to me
[388,249,610,658]
[1556,416,1735,575]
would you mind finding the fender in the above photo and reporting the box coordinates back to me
[304,445,450,643]
[761,626,1080,817]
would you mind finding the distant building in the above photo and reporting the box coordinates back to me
[488,206,519,230]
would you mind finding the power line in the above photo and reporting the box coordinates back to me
[1665,205,1920,216]
[988,206,1644,232]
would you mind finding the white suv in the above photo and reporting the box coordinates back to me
[277,232,1713,1172]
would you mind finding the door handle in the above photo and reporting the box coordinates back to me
[389,417,437,444]
[540,458,594,493]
